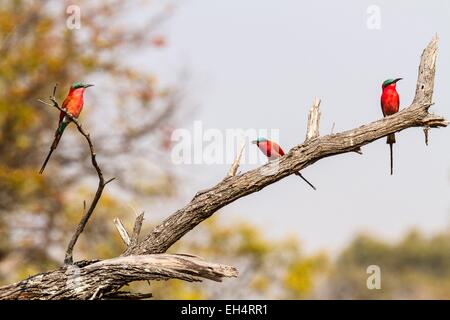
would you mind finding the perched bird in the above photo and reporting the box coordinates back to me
[252,137,316,190]
[380,78,402,175]
[39,82,94,174]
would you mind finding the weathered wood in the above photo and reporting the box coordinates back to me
[129,212,144,248]
[0,36,445,300]
[128,36,445,256]
[228,138,246,177]
[0,254,237,300]
[39,88,116,265]
[114,218,131,246]
[305,97,321,140]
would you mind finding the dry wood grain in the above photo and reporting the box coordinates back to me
[0,254,237,300]
[0,36,445,300]
[127,36,445,256]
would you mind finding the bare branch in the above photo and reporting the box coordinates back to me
[0,254,238,300]
[227,138,246,177]
[423,126,429,145]
[103,291,153,300]
[114,218,131,246]
[128,36,446,256]
[38,84,116,265]
[115,211,145,250]
[1,35,445,300]
[129,212,145,248]
[305,97,321,140]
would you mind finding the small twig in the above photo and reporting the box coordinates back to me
[115,211,144,251]
[0,254,238,300]
[38,84,116,265]
[129,212,145,248]
[129,38,446,257]
[331,122,336,134]
[305,97,321,141]
[423,126,429,145]
[227,138,246,177]
[114,218,131,246]
[105,177,116,185]
[0,36,443,301]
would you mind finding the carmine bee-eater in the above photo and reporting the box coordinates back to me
[39,82,94,174]
[252,137,316,190]
[380,78,402,175]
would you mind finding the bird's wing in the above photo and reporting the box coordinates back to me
[380,96,386,117]
[271,142,285,157]
[59,96,70,123]
[257,141,270,157]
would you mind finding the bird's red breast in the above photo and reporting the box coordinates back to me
[381,84,400,116]
[60,87,86,121]
[257,140,285,160]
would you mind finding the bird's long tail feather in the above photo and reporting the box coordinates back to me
[39,123,67,174]
[387,133,395,175]
[39,147,55,174]
[295,172,316,190]
[389,143,393,175]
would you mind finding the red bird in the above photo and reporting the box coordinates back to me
[380,78,402,175]
[252,138,316,190]
[39,82,94,174]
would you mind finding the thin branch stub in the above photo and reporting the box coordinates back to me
[305,97,321,141]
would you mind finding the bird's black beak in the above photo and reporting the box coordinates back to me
[251,140,257,144]
[84,84,94,88]
[393,78,403,83]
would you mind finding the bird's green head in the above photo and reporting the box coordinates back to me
[251,137,268,145]
[71,82,94,90]
[382,78,402,88]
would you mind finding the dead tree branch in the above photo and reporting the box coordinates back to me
[0,254,237,300]
[113,218,131,246]
[114,212,145,250]
[0,36,445,300]
[228,138,246,177]
[127,36,445,256]
[130,212,145,248]
[38,85,116,264]
[305,97,321,140]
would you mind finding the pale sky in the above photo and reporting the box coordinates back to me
[132,0,450,253]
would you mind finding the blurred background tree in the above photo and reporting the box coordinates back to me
[137,216,329,299]
[0,0,181,283]
[0,0,449,300]
[126,218,450,299]
[323,228,450,299]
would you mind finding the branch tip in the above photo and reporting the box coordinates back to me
[228,138,246,177]
[130,212,145,248]
[305,97,321,141]
[114,218,131,246]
